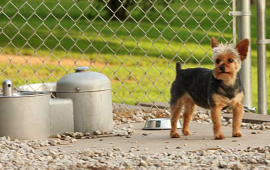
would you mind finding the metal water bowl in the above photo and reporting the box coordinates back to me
[143,118,182,130]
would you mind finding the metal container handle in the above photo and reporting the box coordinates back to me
[75,66,89,72]
[2,79,13,96]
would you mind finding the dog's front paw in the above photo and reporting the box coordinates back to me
[182,129,192,136]
[233,132,242,137]
[170,132,180,138]
[214,133,225,140]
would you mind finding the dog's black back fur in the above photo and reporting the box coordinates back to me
[170,62,244,109]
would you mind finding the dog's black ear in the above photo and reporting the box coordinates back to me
[211,37,218,48]
[236,38,249,61]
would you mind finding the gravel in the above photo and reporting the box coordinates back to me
[1,105,270,169]
[1,135,270,169]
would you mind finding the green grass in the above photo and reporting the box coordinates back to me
[0,0,269,113]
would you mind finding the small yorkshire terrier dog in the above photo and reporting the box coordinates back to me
[170,37,249,140]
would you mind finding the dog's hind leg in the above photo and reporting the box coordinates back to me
[170,98,183,138]
[182,100,196,136]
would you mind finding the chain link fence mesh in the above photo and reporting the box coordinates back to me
[0,0,233,108]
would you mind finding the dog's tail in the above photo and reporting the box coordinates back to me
[176,61,182,74]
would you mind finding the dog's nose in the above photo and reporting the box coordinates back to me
[220,65,225,72]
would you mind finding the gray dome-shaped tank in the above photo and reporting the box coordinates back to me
[56,67,113,133]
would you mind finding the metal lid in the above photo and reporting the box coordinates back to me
[56,68,111,93]
[17,82,56,93]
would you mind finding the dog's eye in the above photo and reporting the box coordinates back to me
[216,59,221,64]
[228,58,233,63]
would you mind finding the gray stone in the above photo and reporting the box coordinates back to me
[142,133,149,136]
[48,140,57,146]
[227,162,244,170]
[219,161,227,168]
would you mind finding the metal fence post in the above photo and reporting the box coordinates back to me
[237,0,252,108]
[256,0,268,115]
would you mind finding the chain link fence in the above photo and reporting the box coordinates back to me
[0,0,233,108]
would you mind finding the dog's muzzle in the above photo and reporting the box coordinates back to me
[220,65,225,72]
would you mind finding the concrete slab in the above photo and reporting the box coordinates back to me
[136,102,270,124]
[38,122,270,154]
[224,112,270,124]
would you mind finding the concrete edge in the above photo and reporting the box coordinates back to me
[115,102,270,124]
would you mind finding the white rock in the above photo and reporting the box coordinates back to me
[249,158,257,164]
[135,117,145,122]
[94,130,102,135]
[164,109,171,115]
[107,151,113,157]
[140,160,148,167]
[264,159,270,165]
[70,139,77,143]
[121,118,128,123]
[64,136,72,141]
